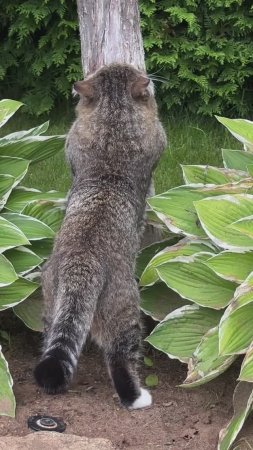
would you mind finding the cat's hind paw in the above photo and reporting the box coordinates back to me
[128,388,152,410]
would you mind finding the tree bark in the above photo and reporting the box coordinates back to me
[76,0,145,75]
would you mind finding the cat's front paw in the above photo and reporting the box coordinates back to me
[128,388,152,410]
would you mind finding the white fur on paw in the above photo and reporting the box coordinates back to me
[129,388,152,410]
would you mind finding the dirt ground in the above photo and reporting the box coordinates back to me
[0,326,243,450]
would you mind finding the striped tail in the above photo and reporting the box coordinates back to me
[34,279,100,394]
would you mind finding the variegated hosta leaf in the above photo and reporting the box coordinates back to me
[147,186,207,237]
[0,254,17,287]
[230,215,253,238]
[205,251,253,283]
[146,304,222,363]
[5,186,66,213]
[156,252,236,309]
[140,238,215,286]
[239,343,253,382]
[0,278,38,311]
[195,194,253,251]
[1,212,55,240]
[0,99,23,129]
[0,121,49,144]
[13,292,43,332]
[182,165,246,185]
[0,216,29,253]
[136,237,179,279]
[22,202,64,232]
[0,134,65,163]
[196,179,253,196]
[216,116,253,152]
[219,272,253,355]
[182,326,236,388]
[4,247,43,275]
[140,283,189,321]
[222,149,253,171]
[218,382,253,450]
[0,345,15,417]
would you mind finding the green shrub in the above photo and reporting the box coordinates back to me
[0,0,252,116]
[0,99,65,417]
[0,0,82,115]
[140,0,253,116]
[139,116,253,449]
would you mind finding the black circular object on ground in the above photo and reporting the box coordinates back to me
[28,415,66,432]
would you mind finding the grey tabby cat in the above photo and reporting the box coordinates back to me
[34,63,167,409]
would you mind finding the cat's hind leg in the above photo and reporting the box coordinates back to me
[95,283,152,410]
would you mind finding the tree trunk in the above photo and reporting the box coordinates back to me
[76,0,145,75]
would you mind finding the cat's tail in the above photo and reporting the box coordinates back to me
[34,263,103,394]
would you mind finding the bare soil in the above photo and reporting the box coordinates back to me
[0,327,241,450]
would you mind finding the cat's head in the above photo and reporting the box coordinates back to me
[72,63,156,114]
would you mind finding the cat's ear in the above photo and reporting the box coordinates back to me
[131,75,150,100]
[73,80,94,99]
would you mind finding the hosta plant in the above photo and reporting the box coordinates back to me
[0,99,65,417]
[139,116,253,450]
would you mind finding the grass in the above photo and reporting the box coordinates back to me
[2,109,240,195]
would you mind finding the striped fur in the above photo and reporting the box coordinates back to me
[34,64,166,408]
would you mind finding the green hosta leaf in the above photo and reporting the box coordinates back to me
[0,175,16,210]
[13,292,43,332]
[145,374,159,387]
[0,122,49,143]
[0,346,15,417]
[219,272,253,355]
[0,254,17,287]
[195,194,253,251]
[147,186,207,238]
[0,278,38,311]
[5,187,66,213]
[22,202,64,232]
[140,239,214,286]
[146,304,222,363]
[218,382,253,450]
[0,216,30,253]
[29,239,53,259]
[1,213,55,240]
[0,156,29,185]
[140,283,189,321]
[4,247,42,275]
[182,327,235,388]
[0,99,23,129]
[182,165,246,185]
[222,149,253,171]
[216,117,253,151]
[230,216,253,238]
[239,344,253,382]
[0,134,65,163]
[205,252,253,283]
[136,237,178,279]
[156,253,236,309]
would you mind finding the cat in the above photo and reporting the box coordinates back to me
[34,63,167,409]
